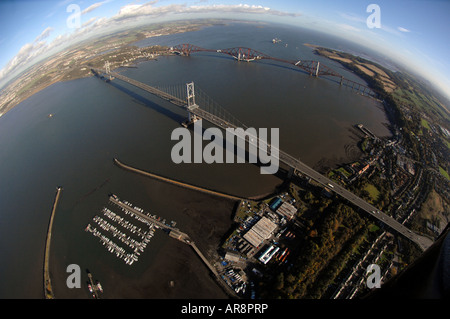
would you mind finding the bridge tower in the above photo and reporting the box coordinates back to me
[104,61,113,81]
[315,61,320,77]
[185,82,200,125]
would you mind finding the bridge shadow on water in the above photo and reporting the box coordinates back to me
[183,125,291,184]
[106,79,187,125]
[101,74,290,181]
[98,72,301,204]
[105,71,294,170]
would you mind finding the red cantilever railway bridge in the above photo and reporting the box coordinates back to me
[170,44,376,98]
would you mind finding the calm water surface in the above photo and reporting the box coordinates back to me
[0,22,390,298]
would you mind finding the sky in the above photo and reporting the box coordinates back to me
[0,0,449,102]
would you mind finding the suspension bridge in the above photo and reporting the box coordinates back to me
[91,63,432,251]
[169,44,376,98]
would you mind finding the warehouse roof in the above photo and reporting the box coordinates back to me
[243,217,277,247]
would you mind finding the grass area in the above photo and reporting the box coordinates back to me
[235,200,258,221]
[419,189,446,221]
[368,224,380,232]
[421,118,431,130]
[439,166,450,180]
[443,139,450,150]
[364,184,380,203]
[361,138,369,152]
[337,167,352,178]
[393,88,450,122]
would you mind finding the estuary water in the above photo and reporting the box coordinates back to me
[0,21,390,298]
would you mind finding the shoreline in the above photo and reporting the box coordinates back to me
[1,20,215,117]
[2,40,386,117]
[0,53,173,117]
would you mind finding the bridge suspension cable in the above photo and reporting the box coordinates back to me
[91,66,432,251]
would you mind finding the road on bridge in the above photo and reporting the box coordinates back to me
[93,68,433,251]
[190,108,433,251]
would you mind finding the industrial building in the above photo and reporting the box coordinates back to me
[258,245,280,264]
[276,202,297,220]
[243,216,277,248]
[269,197,283,211]
[224,251,241,263]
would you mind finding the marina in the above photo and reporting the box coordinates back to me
[105,194,239,297]
[85,195,175,265]
[87,271,103,299]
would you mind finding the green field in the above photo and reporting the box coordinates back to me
[444,139,450,150]
[439,166,450,180]
[364,184,380,202]
[392,87,450,122]
[337,167,352,178]
[421,118,431,130]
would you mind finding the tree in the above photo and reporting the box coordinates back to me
[305,191,315,204]
[309,229,318,238]
[275,272,284,290]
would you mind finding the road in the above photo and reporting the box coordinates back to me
[93,68,433,251]
[278,150,433,251]
[191,107,433,251]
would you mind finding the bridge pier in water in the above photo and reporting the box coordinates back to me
[91,64,430,251]
[183,82,201,127]
[287,167,296,179]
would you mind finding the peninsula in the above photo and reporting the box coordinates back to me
[0,20,220,117]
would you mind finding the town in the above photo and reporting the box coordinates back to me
[211,113,449,298]
[2,17,448,299]
[0,20,210,117]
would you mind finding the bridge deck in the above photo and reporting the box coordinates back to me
[93,68,433,251]
[170,44,376,97]
[190,107,432,250]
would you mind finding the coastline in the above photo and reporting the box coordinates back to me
[0,20,215,117]
[2,37,386,118]
[0,51,173,117]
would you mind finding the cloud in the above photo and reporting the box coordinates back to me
[111,2,299,23]
[82,1,107,15]
[0,1,300,87]
[397,27,410,33]
[338,12,365,24]
[0,41,45,80]
[336,24,361,33]
[82,17,98,28]
[34,27,53,42]
[339,11,410,37]
[0,26,54,79]
[187,4,298,16]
